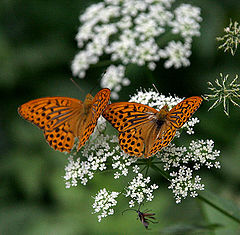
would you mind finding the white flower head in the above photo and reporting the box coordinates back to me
[64,88,221,221]
[101,65,130,99]
[92,188,120,222]
[159,41,192,69]
[125,173,159,207]
[170,4,202,38]
[72,0,202,97]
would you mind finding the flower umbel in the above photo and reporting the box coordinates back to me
[100,65,130,99]
[125,173,159,208]
[64,88,220,221]
[217,20,240,56]
[92,188,120,222]
[204,73,240,116]
[72,0,202,98]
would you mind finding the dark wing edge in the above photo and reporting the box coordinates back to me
[167,96,203,129]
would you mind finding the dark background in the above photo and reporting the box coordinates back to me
[1,0,240,234]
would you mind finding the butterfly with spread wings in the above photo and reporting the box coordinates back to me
[103,96,203,158]
[18,88,111,152]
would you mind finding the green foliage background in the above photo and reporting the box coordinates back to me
[1,0,240,234]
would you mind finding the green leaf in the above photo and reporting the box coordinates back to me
[199,190,240,224]
[160,223,222,234]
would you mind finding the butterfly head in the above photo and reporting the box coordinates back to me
[156,104,169,121]
[83,93,94,113]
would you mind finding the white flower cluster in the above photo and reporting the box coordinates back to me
[125,173,159,208]
[64,118,137,187]
[130,89,221,203]
[100,65,130,99]
[159,41,191,69]
[92,188,120,222]
[168,167,204,204]
[72,0,202,96]
[64,89,220,221]
[112,148,137,179]
[64,133,110,187]
[169,4,202,38]
[160,139,220,203]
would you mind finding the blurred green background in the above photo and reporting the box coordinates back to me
[1,0,240,234]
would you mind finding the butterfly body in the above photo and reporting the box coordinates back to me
[18,88,111,152]
[103,96,202,158]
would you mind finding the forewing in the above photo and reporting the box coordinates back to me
[77,88,111,150]
[18,97,83,152]
[102,102,158,132]
[167,96,203,129]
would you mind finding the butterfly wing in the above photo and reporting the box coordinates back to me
[77,88,111,150]
[119,121,160,157]
[149,96,203,156]
[148,125,176,157]
[167,96,203,128]
[18,88,111,153]
[103,102,159,157]
[18,97,83,152]
[103,102,158,132]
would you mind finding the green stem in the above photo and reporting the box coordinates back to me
[197,194,240,224]
[150,164,170,181]
[151,164,240,224]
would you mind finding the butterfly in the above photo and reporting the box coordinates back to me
[18,88,111,152]
[103,96,203,158]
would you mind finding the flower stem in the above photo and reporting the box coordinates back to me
[198,194,240,224]
[150,164,240,224]
[150,164,170,181]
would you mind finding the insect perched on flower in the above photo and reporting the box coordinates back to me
[122,208,157,229]
[103,96,203,158]
[18,88,111,152]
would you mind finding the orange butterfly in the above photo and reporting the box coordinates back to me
[103,96,203,158]
[18,88,111,152]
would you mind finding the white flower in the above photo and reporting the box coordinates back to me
[101,65,130,99]
[159,41,192,69]
[72,0,202,96]
[160,139,220,203]
[125,173,159,207]
[112,152,137,178]
[64,133,111,187]
[64,88,221,222]
[170,4,202,38]
[92,188,120,222]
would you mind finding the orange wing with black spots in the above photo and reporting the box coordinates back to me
[102,102,158,132]
[18,88,111,153]
[167,96,203,129]
[77,88,111,150]
[103,96,202,158]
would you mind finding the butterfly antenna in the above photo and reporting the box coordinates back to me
[70,78,84,93]
[152,84,160,94]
